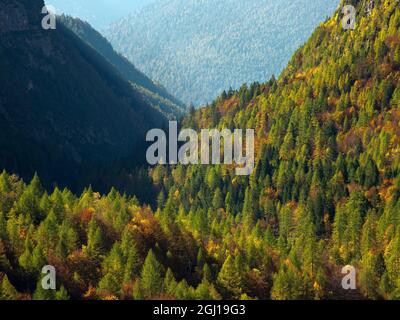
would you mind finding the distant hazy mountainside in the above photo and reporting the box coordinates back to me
[46,0,155,29]
[60,15,186,119]
[105,0,339,105]
[0,0,166,192]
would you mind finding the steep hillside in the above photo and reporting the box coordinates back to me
[59,15,186,120]
[171,0,400,299]
[0,0,166,192]
[0,0,399,301]
[105,0,339,105]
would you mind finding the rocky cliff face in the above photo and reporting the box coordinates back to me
[0,0,44,34]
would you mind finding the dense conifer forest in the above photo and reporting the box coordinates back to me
[1,0,400,300]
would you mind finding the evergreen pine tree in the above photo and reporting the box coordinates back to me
[217,255,242,298]
[0,275,18,300]
[141,249,164,298]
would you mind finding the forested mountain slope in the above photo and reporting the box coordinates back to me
[105,0,339,105]
[1,0,400,301]
[169,0,400,299]
[59,15,186,120]
[0,0,166,192]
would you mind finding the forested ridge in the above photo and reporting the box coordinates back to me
[59,15,186,120]
[1,0,400,300]
[0,0,168,194]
